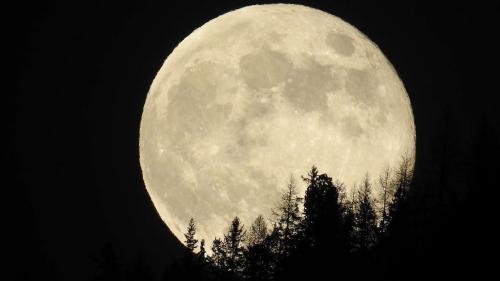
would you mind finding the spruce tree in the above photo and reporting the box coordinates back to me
[302,166,344,249]
[184,218,198,252]
[224,216,246,274]
[299,166,350,279]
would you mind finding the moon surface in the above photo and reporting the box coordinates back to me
[139,4,415,246]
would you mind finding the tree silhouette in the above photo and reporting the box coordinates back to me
[272,175,303,258]
[211,237,227,271]
[199,239,207,264]
[378,167,392,235]
[224,217,246,275]
[182,217,203,280]
[243,215,273,281]
[302,166,319,230]
[300,166,351,279]
[247,215,268,247]
[185,218,198,252]
[387,156,414,231]
[354,174,378,252]
[341,183,357,251]
[302,166,346,251]
[170,163,420,281]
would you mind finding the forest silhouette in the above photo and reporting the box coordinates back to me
[159,156,414,281]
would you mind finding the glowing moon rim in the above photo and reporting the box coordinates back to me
[139,4,415,247]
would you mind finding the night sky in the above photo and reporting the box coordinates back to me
[11,1,500,280]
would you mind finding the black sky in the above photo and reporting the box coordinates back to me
[10,1,500,280]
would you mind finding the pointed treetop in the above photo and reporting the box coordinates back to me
[184,217,198,252]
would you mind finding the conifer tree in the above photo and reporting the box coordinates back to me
[244,215,273,281]
[387,155,414,231]
[211,237,226,271]
[198,239,207,264]
[302,166,344,249]
[224,216,246,274]
[355,175,378,251]
[273,175,303,257]
[184,218,198,252]
[247,215,268,247]
[378,167,392,235]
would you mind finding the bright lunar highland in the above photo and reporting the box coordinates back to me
[139,4,415,246]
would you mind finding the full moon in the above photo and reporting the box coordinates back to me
[139,4,415,246]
